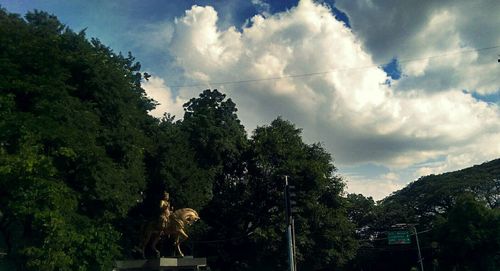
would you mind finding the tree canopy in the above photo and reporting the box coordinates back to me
[0,9,155,270]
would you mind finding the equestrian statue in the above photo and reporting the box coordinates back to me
[139,192,200,258]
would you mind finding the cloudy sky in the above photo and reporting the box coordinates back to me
[3,0,499,200]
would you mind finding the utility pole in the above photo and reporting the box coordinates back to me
[392,223,424,271]
[284,176,297,271]
[413,225,425,271]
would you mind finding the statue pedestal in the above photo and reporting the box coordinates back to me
[114,257,208,271]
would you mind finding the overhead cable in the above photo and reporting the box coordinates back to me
[168,44,500,88]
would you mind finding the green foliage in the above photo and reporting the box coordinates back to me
[197,117,357,271]
[0,134,121,270]
[434,196,499,270]
[181,89,247,170]
[0,9,155,270]
[345,194,376,227]
[345,160,500,271]
[145,118,213,213]
[381,159,500,225]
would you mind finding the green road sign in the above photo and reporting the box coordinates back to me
[388,230,411,245]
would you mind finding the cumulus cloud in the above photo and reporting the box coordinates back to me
[142,76,185,119]
[151,0,500,197]
[336,0,500,94]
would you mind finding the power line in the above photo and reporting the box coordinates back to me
[168,44,500,88]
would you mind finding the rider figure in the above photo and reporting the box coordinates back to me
[160,191,173,231]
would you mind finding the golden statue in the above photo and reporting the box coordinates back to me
[139,192,200,258]
[160,192,173,229]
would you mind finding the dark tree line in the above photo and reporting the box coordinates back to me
[0,8,498,271]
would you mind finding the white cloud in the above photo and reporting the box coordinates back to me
[251,0,271,17]
[336,0,500,95]
[170,5,243,80]
[149,0,500,198]
[346,174,404,201]
[142,76,185,119]
[382,172,399,181]
[414,132,500,178]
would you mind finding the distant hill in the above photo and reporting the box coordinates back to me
[353,159,500,271]
[381,158,499,223]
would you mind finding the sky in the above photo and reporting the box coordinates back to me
[2,0,499,200]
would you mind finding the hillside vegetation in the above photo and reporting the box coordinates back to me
[346,159,499,270]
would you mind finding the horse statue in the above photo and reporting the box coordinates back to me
[139,208,200,258]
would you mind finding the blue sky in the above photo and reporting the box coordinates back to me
[2,0,499,200]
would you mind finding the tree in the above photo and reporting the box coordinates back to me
[345,159,500,271]
[251,118,357,271]
[380,159,500,226]
[198,118,357,271]
[173,90,249,268]
[0,9,156,270]
[345,194,377,235]
[434,196,500,271]
[181,89,247,171]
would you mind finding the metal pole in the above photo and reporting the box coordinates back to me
[291,217,297,271]
[287,223,295,271]
[285,176,295,271]
[413,226,424,271]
